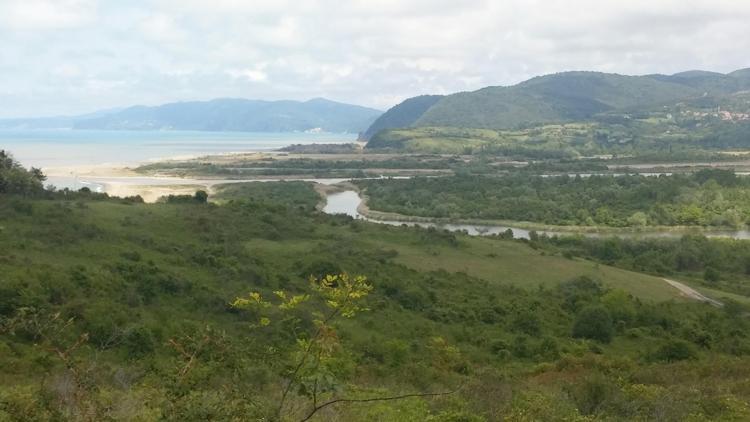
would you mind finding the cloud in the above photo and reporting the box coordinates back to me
[0,0,96,31]
[227,68,269,83]
[0,0,749,117]
[140,14,188,43]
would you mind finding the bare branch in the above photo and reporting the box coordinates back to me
[299,387,462,422]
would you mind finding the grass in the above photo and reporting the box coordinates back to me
[363,230,682,302]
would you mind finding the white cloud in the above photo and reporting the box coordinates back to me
[1,0,749,117]
[140,14,187,43]
[0,0,96,30]
[227,68,269,83]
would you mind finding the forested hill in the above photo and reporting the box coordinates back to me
[359,95,443,140]
[0,98,382,134]
[362,68,750,140]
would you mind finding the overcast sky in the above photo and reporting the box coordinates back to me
[1,0,749,118]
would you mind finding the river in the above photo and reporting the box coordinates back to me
[322,190,750,240]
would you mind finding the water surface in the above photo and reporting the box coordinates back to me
[0,129,357,168]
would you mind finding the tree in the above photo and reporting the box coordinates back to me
[0,150,46,195]
[572,306,613,343]
[653,339,696,362]
[601,290,636,324]
[194,190,208,203]
[704,267,721,283]
[231,274,456,421]
[627,211,648,227]
[512,311,542,336]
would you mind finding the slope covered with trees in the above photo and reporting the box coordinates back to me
[362,68,750,150]
[360,95,443,141]
[415,72,697,129]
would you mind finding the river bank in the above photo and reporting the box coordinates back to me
[319,184,750,240]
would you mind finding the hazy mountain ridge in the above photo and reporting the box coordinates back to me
[362,68,750,140]
[0,98,381,134]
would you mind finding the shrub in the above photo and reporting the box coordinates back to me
[704,267,721,283]
[194,190,208,203]
[123,325,156,357]
[572,305,614,343]
[652,339,697,362]
[511,311,542,336]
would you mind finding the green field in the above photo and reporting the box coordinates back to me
[363,229,681,302]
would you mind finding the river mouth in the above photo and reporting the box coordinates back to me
[322,189,750,240]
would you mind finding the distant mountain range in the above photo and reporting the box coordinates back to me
[0,98,382,134]
[362,68,750,142]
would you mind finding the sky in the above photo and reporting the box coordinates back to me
[1,0,750,118]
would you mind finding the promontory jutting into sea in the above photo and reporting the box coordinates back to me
[2,1,750,420]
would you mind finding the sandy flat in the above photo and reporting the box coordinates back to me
[40,150,426,203]
[102,183,208,203]
[44,164,141,178]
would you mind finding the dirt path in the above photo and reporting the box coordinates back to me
[663,278,723,307]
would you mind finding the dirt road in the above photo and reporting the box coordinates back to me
[663,279,723,307]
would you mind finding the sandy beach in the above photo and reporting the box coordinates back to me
[42,156,356,202]
[43,163,231,202]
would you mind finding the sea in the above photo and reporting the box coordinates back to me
[0,129,357,168]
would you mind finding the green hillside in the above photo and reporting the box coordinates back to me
[363,68,750,147]
[360,95,443,140]
[2,176,750,418]
[416,72,697,129]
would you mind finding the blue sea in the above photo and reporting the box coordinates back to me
[0,129,357,168]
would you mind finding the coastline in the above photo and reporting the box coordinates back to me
[42,155,361,203]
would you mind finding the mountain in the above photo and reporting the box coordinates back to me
[363,68,750,140]
[0,99,381,133]
[73,98,381,133]
[0,108,124,130]
[359,95,443,140]
[648,69,750,94]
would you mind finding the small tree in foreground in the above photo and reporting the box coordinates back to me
[232,274,456,421]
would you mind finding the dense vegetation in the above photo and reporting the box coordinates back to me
[2,154,750,420]
[357,170,750,228]
[0,150,47,195]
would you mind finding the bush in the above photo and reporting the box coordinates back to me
[194,190,208,203]
[652,339,697,362]
[123,325,156,357]
[511,311,542,336]
[572,306,614,343]
[565,374,619,415]
[704,267,721,283]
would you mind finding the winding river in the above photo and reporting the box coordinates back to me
[322,190,750,240]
